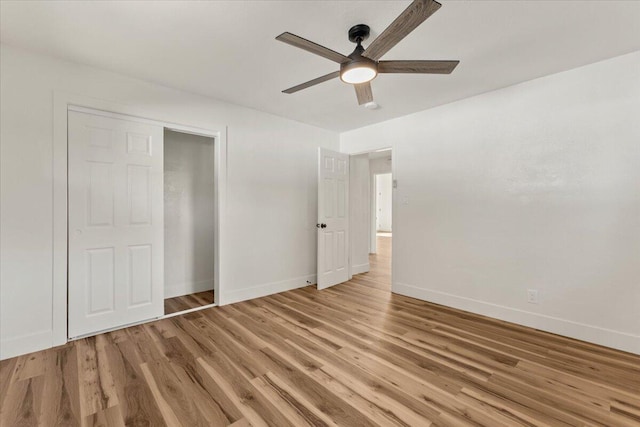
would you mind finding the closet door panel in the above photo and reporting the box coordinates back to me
[68,110,164,338]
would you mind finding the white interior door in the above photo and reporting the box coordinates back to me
[68,110,164,338]
[317,148,349,289]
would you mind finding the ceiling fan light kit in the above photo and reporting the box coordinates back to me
[340,24,378,84]
[276,0,459,106]
[340,58,378,84]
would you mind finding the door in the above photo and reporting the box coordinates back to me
[317,148,349,289]
[68,110,164,338]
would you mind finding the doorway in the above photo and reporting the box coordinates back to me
[368,149,392,256]
[163,129,216,315]
[349,148,392,283]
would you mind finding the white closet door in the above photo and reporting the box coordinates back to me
[68,111,164,338]
[317,147,349,290]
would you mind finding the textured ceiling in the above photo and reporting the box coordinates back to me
[1,1,639,132]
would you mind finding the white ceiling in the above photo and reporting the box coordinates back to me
[1,1,639,132]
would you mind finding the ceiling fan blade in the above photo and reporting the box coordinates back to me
[276,32,349,64]
[378,60,459,74]
[354,82,373,105]
[282,71,341,94]
[363,0,442,61]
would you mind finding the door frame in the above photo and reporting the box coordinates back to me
[53,92,227,344]
[347,147,394,282]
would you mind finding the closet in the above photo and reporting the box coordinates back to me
[67,107,219,339]
[163,129,216,314]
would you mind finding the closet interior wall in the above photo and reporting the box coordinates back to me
[163,130,215,304]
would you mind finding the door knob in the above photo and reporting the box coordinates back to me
[316,223,327,228]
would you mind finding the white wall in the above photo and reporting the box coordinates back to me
[341,51,640,354]
[376,173,393,232]
[164,130,215,299]
[0,44,339,359]
[369,157,392,175]
[349,154,370,275]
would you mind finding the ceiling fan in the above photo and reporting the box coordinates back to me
[276,0,459,106]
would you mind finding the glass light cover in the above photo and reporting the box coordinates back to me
[341,65,377,84]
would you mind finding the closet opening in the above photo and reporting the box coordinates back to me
[163,129,216,315]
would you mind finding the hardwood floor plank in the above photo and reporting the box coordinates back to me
[307,354,438,426]
[196,356,294,427]
[168,316,217,359]
[164,291,214,315]
[252,372,333,427]
[192,317,271,379]
[228,418,253,427]
[139,362,183,426]
[103,338,168,427]
[0,377,39,426]
[36,346,83,426]
[0,356,18,410]
[76,337,118,417]
[257,346,378,427]
[84,404,125,427]
[232,303,343,353]
[488,372,638,427]
[11,351,47,383]
[144,358,212,426]
[160,337,236,425]
[334,345,517,426]
[611,400,640,423]
[2,236,639,426]
[285,338,442,422]
[456,388,568,427]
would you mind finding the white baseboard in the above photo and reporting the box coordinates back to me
[1,330,53,360]
[165,279,214,299]
[393,282,640,355]
[351,262,370,275]
[221,274,316,306]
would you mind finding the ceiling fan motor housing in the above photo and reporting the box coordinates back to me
[348,24,371,43]
[341,24,378,84]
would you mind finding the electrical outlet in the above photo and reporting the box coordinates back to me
[527,289,539,304]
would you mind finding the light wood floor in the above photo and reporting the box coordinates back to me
[164,291,215,315]
[2,236,639,426]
